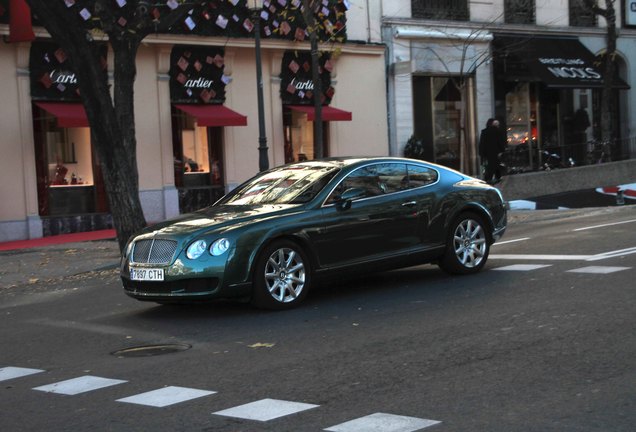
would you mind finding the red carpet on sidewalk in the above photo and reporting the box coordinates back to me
[0,229,116,251]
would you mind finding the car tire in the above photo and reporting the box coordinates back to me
[251,239,311,310]
[438,212,490,275]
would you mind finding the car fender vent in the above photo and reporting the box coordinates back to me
[132,239,178,264]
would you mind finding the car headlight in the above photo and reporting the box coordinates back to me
[210,238,230,256]
[186,240,207,260]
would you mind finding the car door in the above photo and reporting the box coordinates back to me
[313,163,424,268]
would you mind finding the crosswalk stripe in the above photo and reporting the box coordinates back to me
[116,386,216,407]
[567,266,631,274]
[0,367,44,382]
[324,412,441,432]
[213,398,319,421]
[493,264,552,271]
[33,375,127,395]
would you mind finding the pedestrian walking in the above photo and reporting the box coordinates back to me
[479,118,507,184]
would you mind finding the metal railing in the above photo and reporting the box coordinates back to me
[499,136,636,174]
[411,0,469,21]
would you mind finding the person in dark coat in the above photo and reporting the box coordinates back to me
[479,118,507,184]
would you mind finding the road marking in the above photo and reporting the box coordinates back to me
[324,412,441,432]
[33,375,127,395]
[213,398,319,421]
[117,386,216,407]
[567,266,631,274]
[573,219,636,232]
[493,264,552,271]
[493,237,531,246]
[0,367,44,382]
[586,246,636,261]
[490,254,593,261]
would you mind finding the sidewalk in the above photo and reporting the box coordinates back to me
[0,229,120,288]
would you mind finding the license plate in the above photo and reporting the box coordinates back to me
[130,267,164,281]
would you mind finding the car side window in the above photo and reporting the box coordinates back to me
[406,165,438,188]
[325,165,385,204]
[376,163,408,194]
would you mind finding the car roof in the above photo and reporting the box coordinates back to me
[284,156,433,170]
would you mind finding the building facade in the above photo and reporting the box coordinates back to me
[381,0,635,175]
[0,1,388,241]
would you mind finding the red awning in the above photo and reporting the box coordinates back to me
[9,0,35,43]
[35,102,89,128]
[288,105,352,121]
[175,104,247,127]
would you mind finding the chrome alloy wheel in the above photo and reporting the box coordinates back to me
[263,247,306,303]
[452,218,487,268]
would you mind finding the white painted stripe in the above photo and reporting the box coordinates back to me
[0,367,44,382]
[508,200,537,210]
[493,264,552,271]
[33,375,127,395]
[213,398,319,421]
[490,254,593,261]
[324,412,441,432]
[493,237,531,246]
[117,386,216,407]
[573,219,636,232]
[567,266,631,274]
[587,246,636,261]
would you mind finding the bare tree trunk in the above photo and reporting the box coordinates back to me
[585,0,618,147]
[600,2,617,146]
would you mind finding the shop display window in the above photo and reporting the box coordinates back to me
[45,128,94,187]
[32,104,106,216]
[283,108,329,163]
[432,77,461,170]
[172,109,224,190]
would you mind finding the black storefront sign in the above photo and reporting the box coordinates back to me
[169,45,228,104]
[280,51,335,105]
[29,41,107,102]
[493,34,629,89]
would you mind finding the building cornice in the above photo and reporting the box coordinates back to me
[0,24,385,56]
[381,17,636,40]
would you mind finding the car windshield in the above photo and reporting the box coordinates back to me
[219,165,340,205]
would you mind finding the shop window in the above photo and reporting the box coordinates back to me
[504,0,535,24]
[32,104,106,217]
[283,108,329,163]
[171,108,225,212]
[432,77,462,170]
[411,0,469,21]
[569,0,597,27]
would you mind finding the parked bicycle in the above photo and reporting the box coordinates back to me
[586,140,612,164]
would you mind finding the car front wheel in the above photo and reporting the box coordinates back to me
[439,212,490,274]
[251,240,311,309]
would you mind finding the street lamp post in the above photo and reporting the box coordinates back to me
[250,0,269,172]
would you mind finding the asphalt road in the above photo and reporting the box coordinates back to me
[1,206,635,431]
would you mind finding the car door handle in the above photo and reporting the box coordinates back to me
[401,201,417,207]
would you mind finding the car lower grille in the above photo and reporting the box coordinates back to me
[132,239,178,265]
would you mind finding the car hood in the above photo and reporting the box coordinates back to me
[138,204,299,238]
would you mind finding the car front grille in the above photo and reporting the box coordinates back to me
[132,239,178,265]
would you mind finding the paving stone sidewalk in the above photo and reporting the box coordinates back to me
[0,240,120,289]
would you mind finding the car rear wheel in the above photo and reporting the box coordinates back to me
[251,240,311,309]
[438,212,490,274]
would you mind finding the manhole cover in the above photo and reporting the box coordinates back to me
[112,343,192,358]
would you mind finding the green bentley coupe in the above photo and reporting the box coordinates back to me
[121,157,507,309]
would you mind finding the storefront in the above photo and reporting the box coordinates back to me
[0,2,389,242]
[29,42,111,235]
[279,50,352,163]
[492,34,629,171]
[168,45,247,213]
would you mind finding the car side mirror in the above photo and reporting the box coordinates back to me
[336,187,366,211]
